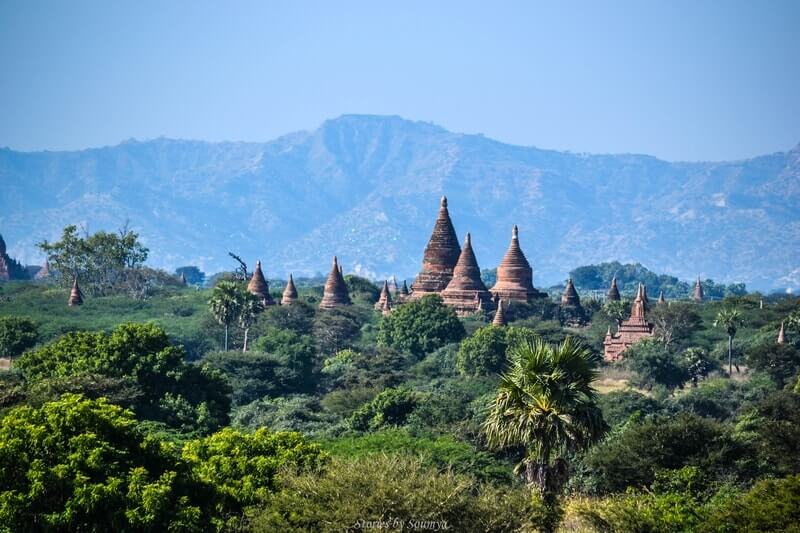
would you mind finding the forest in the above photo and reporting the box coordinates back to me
[0,227,798,532]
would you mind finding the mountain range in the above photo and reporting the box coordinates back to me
[1,114,798,291]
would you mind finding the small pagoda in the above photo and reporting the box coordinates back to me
[603,284,655,361]
[247,260,275,306]
[375,280,393,311]
[778,322,786,344]
[560,278,585,325]
[490,225,544,304]
[68,277,84,307]
[492,300,507,326]
[692,278,704,302]
[411,196,461,298]
[607,277,621,301]
[320,256,351,309]
[441,233,494,315]
[281,273,298,305]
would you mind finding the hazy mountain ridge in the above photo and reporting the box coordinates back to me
[1,115,798,290]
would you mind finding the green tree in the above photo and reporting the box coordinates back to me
[650,303,702,347]
[456,325,538,376]
[714,308,744,375]
[209,280,244,351]
[746,341,800,387]
[483,337,606,499]
[378,294,465,358]
[0,316,38,361]
[348,387,418,431]
[0,394,215,531]
[603,300,626,326]
[175,265,205,285]
[17,323,230,432]
[624,339,689,391]
[37,224,149,296]
[238,291,262,352]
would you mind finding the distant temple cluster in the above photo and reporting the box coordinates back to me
[9,198,787,360]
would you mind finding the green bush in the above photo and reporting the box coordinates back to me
[456,325,538,376]
[377,294,465,358]
[232,394,338,435]
[623,339,689,390]
[0,316,38,359]
[16,323,230,433]
[597,390,662,427]
[248,454,541,532]
[701,474,800,532]
[348,387,418,431]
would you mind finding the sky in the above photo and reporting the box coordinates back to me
[0,0,798,161]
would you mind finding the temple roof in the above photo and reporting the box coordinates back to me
[68,277,83,306]
[693,278,704,302]
[443,233,488,292]
[320,256,352,308]
[561,278,581,307]
[247,260,274,305]
[375,279,392,310]
[492,300,507,326]
[493,225,535,290]
[607,277,621,301]
[630,284,646,320]
[282,273,298,305]
[412,196,462,294]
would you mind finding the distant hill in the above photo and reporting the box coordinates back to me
[1,114,798,291]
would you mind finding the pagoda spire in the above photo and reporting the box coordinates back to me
[778,321,786,344]
[441,233,493,315]
[561,278,581,307]
[411,196,462,297]
[400,280,409,296]
[68,277,83,306]
[491,225,542,303]
[375,280,393,311]
[693,278,704,302]
[247,260,275,306]
[492,300,507,326]
[658,291,666,304]
[320,256,351,309]
[607,277,621,301]
[281,273,298,305]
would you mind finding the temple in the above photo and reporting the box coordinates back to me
[603,284,654,361]
[68,277,84,307]
[320,256,351,309]
[607,277,620,301]
[561,278,581,307]
[778,322,785,344]
[387,276,399,295]
[375,280,393,311]
[492,300,507,326]
[693,278,704,302]
[490,225,544,303]
[441,233,494,315]
[281,273,298,305]
[247,260,275,306]
[35,261,51,280]
[658,291,666,304]
[411,197,461,297]
[400,280,409,298]
[560,278,585,325]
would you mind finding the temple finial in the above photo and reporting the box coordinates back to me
[440,196,447,207]
[512,225,519,239]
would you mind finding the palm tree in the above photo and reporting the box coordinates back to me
[238,291,262,352]
[483,336,606,499]
[714,308,744,375]
[209,280,243,351]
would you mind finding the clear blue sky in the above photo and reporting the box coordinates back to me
[1,0,798,160]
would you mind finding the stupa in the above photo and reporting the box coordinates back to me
[35,261,51,280]
[400,280,409,298]
[490,225,544,303]
[778,322,785,344]
[411,196,461,297]
[603,284,654,361]
[441,233,494,315]
[492,300,507,326]
[320,256,351,309]
[658,291,666,304]
[692,278,704,302]
[561,278,581,307]
[281,273,298,305]
[607,277,621,301]
[375,280,393,311]
[387,276,399,295]
[247,260,275,306]
[68,277,84,306]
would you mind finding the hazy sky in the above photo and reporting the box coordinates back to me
[1,1,798,160]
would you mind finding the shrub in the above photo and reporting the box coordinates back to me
[623,339,689,390]
[0,316,38,359]
[348,387,418,431]
[377,294,465,358]
[597,390,662,427]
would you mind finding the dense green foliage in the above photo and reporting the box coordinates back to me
[377,294,465,358]
[0,316,38,359]
[16,323,230,433]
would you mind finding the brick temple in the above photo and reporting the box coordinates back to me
[441,233,495,315]
[490,225,545,304]
[411,196,462,297]
[603,283,654,361]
